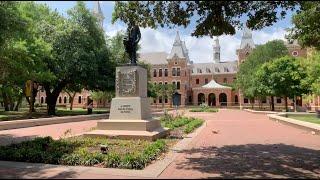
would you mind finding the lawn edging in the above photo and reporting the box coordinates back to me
[267,113,320,135]
[0,117,207,178]
[244,109,279,114]
[0,114,108,131]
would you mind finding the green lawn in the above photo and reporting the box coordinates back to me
[287,114,320,125]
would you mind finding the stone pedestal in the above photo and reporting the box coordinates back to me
[84,66,169,141]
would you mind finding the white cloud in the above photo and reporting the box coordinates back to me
[105,26,288,64]
[104,23,126,37]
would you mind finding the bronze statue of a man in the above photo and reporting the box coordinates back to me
[123,22,141,65]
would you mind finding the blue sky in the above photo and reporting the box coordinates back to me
[36,1,296,63]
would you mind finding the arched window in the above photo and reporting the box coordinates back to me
[153,69,157,77]
[244,98,249,104]
[64,96,67,104]
[205,78,208,84]
[58,97,62,104]
[159,69,162,77]
[177,81,180,90]
[78,96,82,104]
[41,97,44,104]
[219,93,227,106]
[196,79,199,84]
[172,68,177,76]
[235,95,239,104]
[177,68,181,76]
[164,69,168,77]
[292,51,298,56]
[159,96,162,103]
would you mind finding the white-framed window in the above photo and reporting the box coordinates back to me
[215,67,220,72]
[177,81,181,90]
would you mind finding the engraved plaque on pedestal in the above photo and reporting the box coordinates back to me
[115,66,147,98]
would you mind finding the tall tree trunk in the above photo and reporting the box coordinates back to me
[14,94,23,111]
[2,92,9,111]
[270,96,275,111]
[44,82,66,116]
[284,96,288,112]
[66,91,76,110]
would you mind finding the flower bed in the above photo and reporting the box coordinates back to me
[160,113,204,136]
[0,136,172,170]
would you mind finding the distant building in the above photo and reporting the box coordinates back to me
[139,27,308,109]
[35,2,314,111]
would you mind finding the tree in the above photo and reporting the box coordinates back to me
[91,91,115,107]
[236,40,288,110]
[112,1,298,37]
[153,83,177,108]
[257,56,309,112]
[287,2,320,50]
[0,2,54,112]
[38,2,115,115]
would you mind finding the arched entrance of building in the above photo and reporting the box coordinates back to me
[198,93,205,105]
[235,95,239,105]
[208,93,216,106]
[219,93,227,106]
[173,92,181,106]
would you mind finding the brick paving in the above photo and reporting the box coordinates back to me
[159,109,320,178]
[0,109,320,178]
[0,120,98,146]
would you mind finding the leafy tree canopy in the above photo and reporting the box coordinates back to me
[112,1,298,37]
[287,1,320,50]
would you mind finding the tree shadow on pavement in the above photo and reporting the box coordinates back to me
[174,144,320,178]
[0,164,78,179]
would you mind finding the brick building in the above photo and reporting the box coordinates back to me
[139,27,309,109]
[35,2,318,111]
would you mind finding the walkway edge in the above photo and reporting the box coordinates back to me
[0,120,207,178]
[267,113,320,135]
[0,114,108,131]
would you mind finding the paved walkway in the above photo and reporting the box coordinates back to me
[0,109,320,178]
[160,109,320,178]
[0,120,98,146]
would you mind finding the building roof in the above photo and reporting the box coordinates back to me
[167,31,190,62]
[138,52,169,65]
[240,26,255,49]
[194,79,232,89]
[191,61,238,75]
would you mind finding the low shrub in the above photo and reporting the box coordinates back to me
[184,119,204,134]
[0,137,167,170]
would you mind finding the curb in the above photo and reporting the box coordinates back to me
[0,119,207,178]
[267,113,320,135]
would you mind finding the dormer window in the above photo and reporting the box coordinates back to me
[224,67,229,72]
[197,68,202,73]
[215,68,220,72]
[206,68,211,73]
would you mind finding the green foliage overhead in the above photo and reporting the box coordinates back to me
[304,51,320,95]
[288,2,320,50]
[112,1,298,37]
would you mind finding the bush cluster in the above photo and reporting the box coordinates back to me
[0,137,167,170]
[161,114,204,134]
